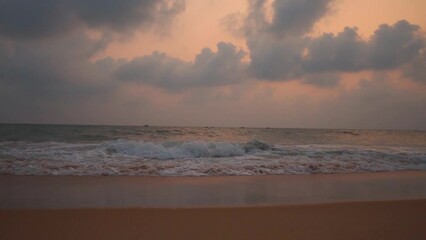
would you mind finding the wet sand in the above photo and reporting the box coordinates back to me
[1,200,425,240]
[1,171,426,239]
[1,171,426,208]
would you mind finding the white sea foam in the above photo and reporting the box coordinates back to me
[0,140,425,176]
[102,140,247,159]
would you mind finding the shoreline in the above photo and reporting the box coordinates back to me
[1,171,425,239]
[1,171,426,209]
[3,169,426,178]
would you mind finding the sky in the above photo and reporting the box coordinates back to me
[0,0,425,130]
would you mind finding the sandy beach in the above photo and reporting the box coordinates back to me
[1,200,425,240]
[1,171,426,239]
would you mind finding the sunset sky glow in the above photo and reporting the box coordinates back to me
[0,0,425,129]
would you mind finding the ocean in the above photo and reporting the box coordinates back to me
[0,124,425,176]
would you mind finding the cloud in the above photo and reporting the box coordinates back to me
[247,18,425,84]
[0,0,185,39]
[113,74,425,130]
[0,30,111,86]
[222,1,425,85]
[269,0,335,37]
[0,30,117,122]
[236,0,335,38]
[301,72,340,88]
[322,76,426,130]
[115,42,247,90]
[0,0,425,130]
[302,27,368,72]
[247,35,306,80]
[0,0,187,123]
[304,20,425,72]
[403,54,426,82]
[368,20,425,69]
[238,0,337,82]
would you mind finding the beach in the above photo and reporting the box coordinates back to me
[2,200,425,240]
[1,171,426,239]
[1,0,426,238]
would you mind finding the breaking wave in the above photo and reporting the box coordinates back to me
[102,140,253,159]
[100,139,274,159]
[1,139,425,176]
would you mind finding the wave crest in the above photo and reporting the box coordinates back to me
[102,140,262,159]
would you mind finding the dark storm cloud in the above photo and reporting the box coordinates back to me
[115,42,247,90]
[0,0,185,39]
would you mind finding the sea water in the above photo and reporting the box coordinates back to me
[0,124,425,176]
